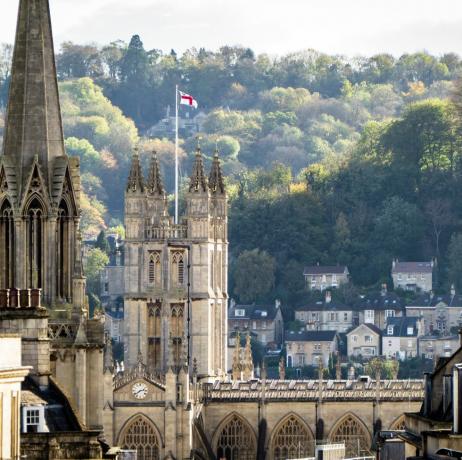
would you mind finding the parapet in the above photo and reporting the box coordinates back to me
[0,288,42,310]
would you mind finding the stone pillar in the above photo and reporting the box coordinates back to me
[75,348,87,425]
[164,368,177,457]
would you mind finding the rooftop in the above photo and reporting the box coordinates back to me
[229,303,281,321]
[385,317,419,337]
[285,330,338,342]
[392,261,433,274]
[303,265,348,275]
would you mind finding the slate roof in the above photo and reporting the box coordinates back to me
[392,261,433,274]
[356,292,403,311]
[303,265,348,275]
[347,323,382,336]
[407,293,462,308]
[285,330,338,342]
[229,304,281,321]
[385,317,419,337]
[295,300,351,312]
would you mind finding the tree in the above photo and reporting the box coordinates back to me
[84,248,109,295]
[95,231,110,255]
[425,199,452,256]
[233,249,276,303]
[448,233,462,291]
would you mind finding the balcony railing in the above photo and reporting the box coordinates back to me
[145,224,187,240]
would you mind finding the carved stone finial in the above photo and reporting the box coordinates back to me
[126,147,144,193]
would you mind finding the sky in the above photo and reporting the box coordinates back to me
[1,0,462,57]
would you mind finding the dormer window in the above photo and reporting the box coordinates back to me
[387,326,394,335]
[22,406,46,433]
[235,309,245,317]
[407,327,414,335]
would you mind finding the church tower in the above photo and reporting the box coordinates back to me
[0,0,105,433]
[124,146,228,379]
[1,0,84,309]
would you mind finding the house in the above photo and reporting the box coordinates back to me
[346,323,382,358]
[105,306,124,342]
[403,333,462,458]
[145,110,207,138]
[285,330,339,368]
[228,301,284,346]
[303,265,349,291]
[391,259,434,292]
[382,316,423,360]
[295,291,356,332]
[0,336,30,458]
[418,334,460,360]
[356,286,404,330]
[405,288,462,335]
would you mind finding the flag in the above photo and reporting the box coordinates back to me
[179,90,198,109]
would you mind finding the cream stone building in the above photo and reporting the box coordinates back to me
[0,0,106,457]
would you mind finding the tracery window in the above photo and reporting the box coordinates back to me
[148,304,162,370]
[148,251,161,286]
[272,415,313,460]
[216,415,256,460]
[120,416,160,460]
[0,200,14,288]
[57,200,71,300]
[26,198,44,289]
[171,304,184,365]
[171,251,185,287]
[330,415,371,458]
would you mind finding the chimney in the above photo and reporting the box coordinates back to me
[381,283,387,296]
[392,259,396,269]
[451,284,456,298]
[230,298,236,309]
[275,299,281,310]
[348,365,355,380]
[325,291,332,304]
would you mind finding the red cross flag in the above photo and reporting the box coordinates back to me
[179,90,198,109]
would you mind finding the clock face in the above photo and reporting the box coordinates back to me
[132,382,148,400]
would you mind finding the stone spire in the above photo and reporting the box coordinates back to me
[242,333,254,380]
[189,143,208,193]
[231,332,242,381]
[147,151,164,195]
[126,148,144,193]
[209,149,225,194]
[3,0,66,181]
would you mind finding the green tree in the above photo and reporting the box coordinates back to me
[233,249,276,303]
[84,248,109,295]
[95,231,110,255]
[448,233,462,291]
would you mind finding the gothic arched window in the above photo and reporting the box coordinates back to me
[272,415,313,460]
[329,414,371,458]
[148,252,161,286]
[119,415,160,460]
[216,415,256,460]
[26,198,44,289]
[0,200,14,289]
[148,304,162,370]
[171,251,185,287]
[171,304,184,365]
[57,199,71,300]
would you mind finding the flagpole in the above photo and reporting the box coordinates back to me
[175,84,179,225]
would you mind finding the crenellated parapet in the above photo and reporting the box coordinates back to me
[203,379,425,402]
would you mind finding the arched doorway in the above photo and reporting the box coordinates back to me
[215,414,256,460]
[271,414,314,460]
[119,415,161,460]
[329,413,371,458]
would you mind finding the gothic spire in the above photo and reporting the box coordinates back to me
[209,148,225,194]
[126,148,144,193]
[242,333,254,380]
[147,151,164,195]
[231,332,242,381]
[189,142,208,193]
[3,0,66,177]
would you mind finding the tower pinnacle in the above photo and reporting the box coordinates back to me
[126,148,144,193]
[189,145,208,193]
[147,151,164,195]
[3,0,65,186]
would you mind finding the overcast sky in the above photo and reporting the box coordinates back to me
[1,0,462,57]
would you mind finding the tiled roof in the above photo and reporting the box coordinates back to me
[229,304,280,321]
[295,300,350,312]
[407,293,462,308]
[356,292,403,311]
[385,317,419,337]
[392,261,433,274]
[285,330,338,342]
[347,323,382,336]
[303,265,348,275]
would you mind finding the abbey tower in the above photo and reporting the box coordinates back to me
[124,148,228,379]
